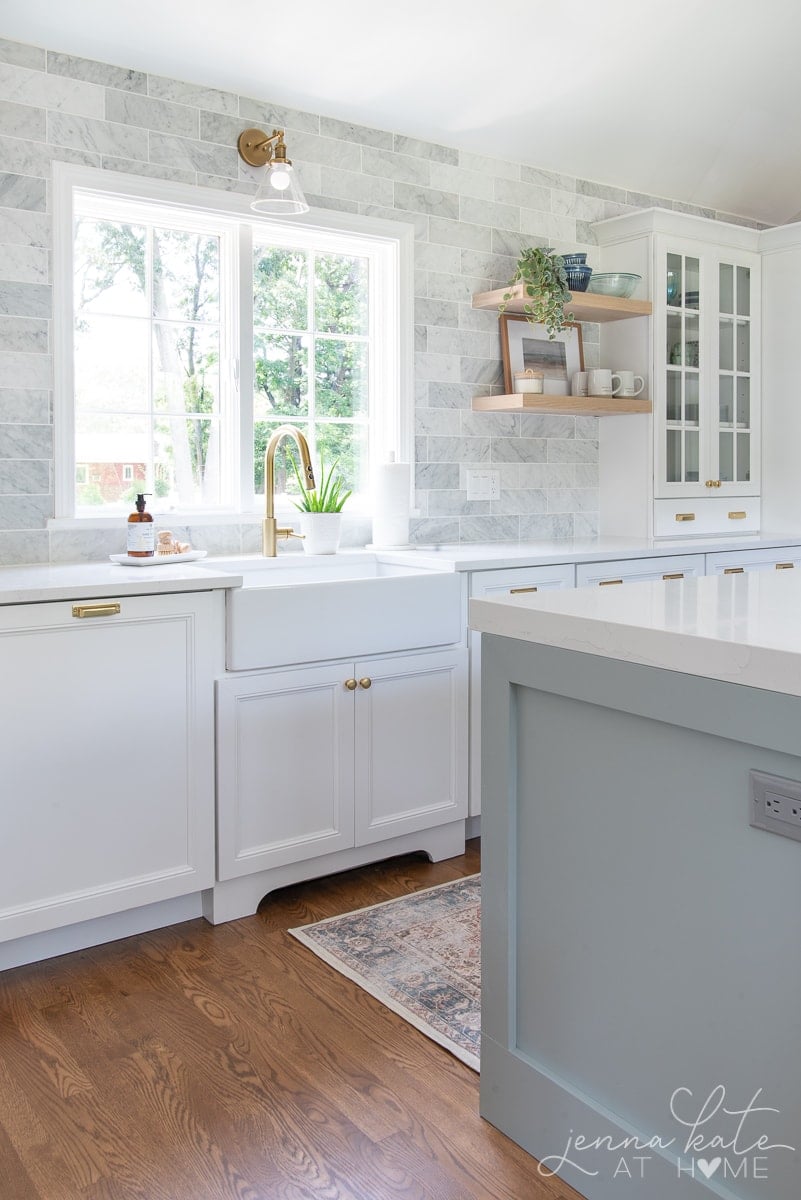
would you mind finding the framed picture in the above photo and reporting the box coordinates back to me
[500,315,584,395]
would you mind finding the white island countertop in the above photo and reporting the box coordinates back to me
[470,569,801,698]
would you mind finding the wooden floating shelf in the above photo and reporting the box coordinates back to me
[472,283,652,323]
[472,393,653,416]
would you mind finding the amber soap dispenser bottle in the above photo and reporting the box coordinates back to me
[127,493,155,557]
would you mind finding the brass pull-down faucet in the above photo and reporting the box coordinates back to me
[263,425,315,556]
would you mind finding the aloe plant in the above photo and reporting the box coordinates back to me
[499,246,573,339]
[291,455,351,513]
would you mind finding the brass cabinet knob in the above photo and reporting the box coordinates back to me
[344,678,357,690]
[359,677,372,689]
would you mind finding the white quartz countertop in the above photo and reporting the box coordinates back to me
[2,530,801,604]
[0,560,243,605]
[470,569,801,697]
[377,532,801,571]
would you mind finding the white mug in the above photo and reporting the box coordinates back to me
[615,369,645,397]
[570,371,589,397]
[587,368,622,397]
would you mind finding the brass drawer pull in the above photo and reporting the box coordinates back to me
[675,513,695,522]
[510,586,538,594]
[72,603,121,619]
[723,567,745,575]
[359,677,372,689]
[728,511,747,520]
[599,579,623,586]
[344,678,357,691]
[775,562,795,570]
[662,572,684,580]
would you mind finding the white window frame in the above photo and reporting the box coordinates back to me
[52,162,414,526]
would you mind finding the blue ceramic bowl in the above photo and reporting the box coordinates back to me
[561,253,587,267]
[564,264,593,292]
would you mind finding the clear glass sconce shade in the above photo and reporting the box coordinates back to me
[251,162,309,215]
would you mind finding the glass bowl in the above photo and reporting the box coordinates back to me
[585,272,642,299]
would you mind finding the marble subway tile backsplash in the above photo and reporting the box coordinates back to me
[0,36,766,564]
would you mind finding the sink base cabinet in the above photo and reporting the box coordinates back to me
[0,592,221,951]
[213,647,468,920]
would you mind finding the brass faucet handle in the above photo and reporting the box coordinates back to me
[276,526,304,541]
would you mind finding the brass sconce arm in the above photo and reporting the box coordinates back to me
[237,128,292,168]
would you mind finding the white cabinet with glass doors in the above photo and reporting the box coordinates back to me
[593,208,762,538]
[655,236,760,502]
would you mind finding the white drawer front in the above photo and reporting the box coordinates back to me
[470,563,574,598]
[576,554,705,588]
[654,497,760,537]
[705,546,801,575]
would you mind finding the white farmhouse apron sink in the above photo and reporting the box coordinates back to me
[203,555,462,670]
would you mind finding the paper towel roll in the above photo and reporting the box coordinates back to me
[372,455,411,547]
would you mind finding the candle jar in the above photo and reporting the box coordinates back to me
[514,369,544,394]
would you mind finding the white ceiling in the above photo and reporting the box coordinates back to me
[3,0,801,225]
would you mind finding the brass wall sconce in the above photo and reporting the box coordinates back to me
[237,127,309,216]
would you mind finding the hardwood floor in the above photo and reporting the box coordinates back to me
[0,843,585,1200]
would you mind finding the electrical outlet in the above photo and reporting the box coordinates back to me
[750,770,801,843]
[466,469,500,501]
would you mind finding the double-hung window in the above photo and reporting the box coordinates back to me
[54,165,411,521]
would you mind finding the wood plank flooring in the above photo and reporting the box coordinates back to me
[0,843,586,1200]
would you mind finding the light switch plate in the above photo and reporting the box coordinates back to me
[466,469,500,500]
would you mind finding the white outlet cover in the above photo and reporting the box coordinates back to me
[750,769,801,843]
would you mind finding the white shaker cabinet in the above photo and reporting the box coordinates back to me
[0,591,220,945]
[216,647,467,891]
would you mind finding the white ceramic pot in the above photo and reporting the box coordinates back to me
[299,512,342,555]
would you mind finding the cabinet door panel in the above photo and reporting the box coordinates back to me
[0,593,217,941]
[217,664,355,879]
[354,649,467,844]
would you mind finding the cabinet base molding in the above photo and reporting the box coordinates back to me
[203,820,467,925]
[0,892,203,973]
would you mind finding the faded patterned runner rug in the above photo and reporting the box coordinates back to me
[289,874,480,1071]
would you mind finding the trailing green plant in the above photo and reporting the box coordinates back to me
[291,455,352,513]
[499,246,573,339]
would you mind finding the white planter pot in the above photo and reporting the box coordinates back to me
[299,512,342,555]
